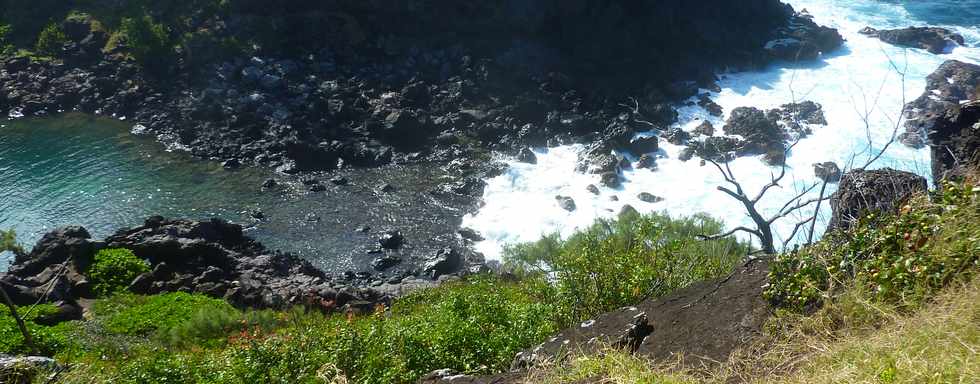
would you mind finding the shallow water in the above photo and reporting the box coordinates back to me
[0,114,465,271]
[464,0,980,259]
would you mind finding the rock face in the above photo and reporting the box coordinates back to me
[0,217,475,323]
[930,101,980,181]
[764,13,844,61]
[903,60,980,147]
[860,27,965,54]
[813,161,842,182]
[508,260,771,373]
[827,169,928,232]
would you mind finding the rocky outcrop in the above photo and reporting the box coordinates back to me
[930,101,980,181]
[2,1,839,176]
[765,13,844,61]
[827,169,928,232]
[860,27,965,54]
[688,102,827,164]
[902,60,980,147]
[508,259,770,372]
[0,217,485,323]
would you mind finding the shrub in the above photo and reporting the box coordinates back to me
[34,22,67,56]
[766,179,980,310]
[87,248,150,296]
[113,14,173,71]
[504,211,750,322]
[161,305,282,348]
[0,24,13,56]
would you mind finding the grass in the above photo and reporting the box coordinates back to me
[520,275,980,384]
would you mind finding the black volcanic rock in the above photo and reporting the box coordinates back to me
[827,169,928,232]
[555,195,577,212]
[813,161,842,183]
[860,26,964,54]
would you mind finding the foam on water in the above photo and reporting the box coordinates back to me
[465,0,980,259]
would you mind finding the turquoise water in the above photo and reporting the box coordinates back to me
[0,114,461,271]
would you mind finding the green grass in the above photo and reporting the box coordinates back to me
[0,303,78,355]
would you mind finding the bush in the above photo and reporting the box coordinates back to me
[766,179,980,311]
[504,211,751,322]
[87,248,150,296]
[113,14,173,71]
[0,24,13,56]
[161,305,282,348]
[34,22,67,56]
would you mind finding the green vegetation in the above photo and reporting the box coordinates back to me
[505,211,750,322]
[1,304,77,355]
[34,22,67,56]
[87,248,150,297]
[0,212,747,384]
[766,180,980,311]
[1,228,26,257]
[111,15,173,70]
[0,23,13,56]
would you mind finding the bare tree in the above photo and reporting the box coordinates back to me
[699,47,909,254]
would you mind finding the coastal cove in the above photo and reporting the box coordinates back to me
[0,114,473,273]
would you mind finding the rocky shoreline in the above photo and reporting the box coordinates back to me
[0,217,489,323]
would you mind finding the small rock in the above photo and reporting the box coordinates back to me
[619,204,639,216]
[637,192,664,203]
[610,195,619,201]
[693,121,715,136]
[250,209,265,219]
[222,159,241,169]
[586,184,600,195]
[378,183,397,193]
[600,172,621,188]
[517,147,537,164]
[305,213,320,222]
[329,176,349,185]
[813,161,842,182]
[308,183,327,192]
[458,228,485,241]
[555,195,577,211]
[260,178,278,189]
[300,177,320,185]
[371,255,402,271]
[379,231,405,249]
[635,154,657,170]
[424,248,462,279]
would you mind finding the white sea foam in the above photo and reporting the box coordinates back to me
[464,0,980,260]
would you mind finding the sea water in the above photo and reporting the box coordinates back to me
[464,0,980,259]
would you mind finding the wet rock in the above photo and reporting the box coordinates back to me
[813,161,842,182]
[664,127,691,145]
[627,136,659,155]
[378,231,405,250]
[516,147,537,164]
[378,183,397,193]
[250,209,266,219]
[765,13,843,61]
[618,204,639,217]
[693,121,715,136]
[576,143,620,174]
[458,228,484,242]
[328,176,349,185]
[222,159,241,169]
[599,172,621,188]
[860,26,964,54]
[724,107,785,151]
[555,195,577,212]
[586,184,600,195]
[371,255,402,271]
[827,169,928,232]
[635,154,657,170]
[308,183,327,192]
[637,193,664,203]
[423,248,461,280]
[697,94,723,117]
[305,213,320,222]
[260,178,278,189]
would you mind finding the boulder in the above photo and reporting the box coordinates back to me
[693,121,715,136]
[813,161,842,182]
[637,192,664,203]
[827,169,928,232]
[555,195,577,212]
[378,231,405,250]
[516,147,537,164]
[860,27,964,54]
[423,248,461,280]
[627,136,659,155]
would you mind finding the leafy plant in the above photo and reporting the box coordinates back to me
[0,24,14,56]
[0,304,78,355]
[113,14,173,71]
[766,179,980,311]
[504,211,750,322]
[34,22,67,56]
[87,248,150,297]
[94,292,234,336]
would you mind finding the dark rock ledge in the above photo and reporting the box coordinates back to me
[0,217,483,324]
